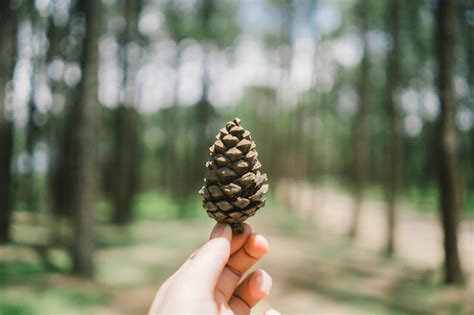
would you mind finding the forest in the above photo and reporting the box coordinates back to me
[0,0,473,314]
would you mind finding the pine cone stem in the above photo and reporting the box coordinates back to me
[231,223,244,234]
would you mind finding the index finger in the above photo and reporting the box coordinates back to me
[186,223,232,290]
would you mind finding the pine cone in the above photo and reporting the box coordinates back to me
[199,118,269,233]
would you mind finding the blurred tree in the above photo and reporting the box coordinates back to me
[70,0,103,277]
[404,0,438,197]
[349,0,370,239]
[193,0,224,201]
[384,0,402,257]
[49,0,82,219]
[111,0,142,225]
[0,0,18,243]
[164,0,239,215]
[436,0,465,285]
[24,1,45,214]
[274,0,294,180]
[46,0,70,220]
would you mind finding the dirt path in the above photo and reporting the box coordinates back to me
[277,181,474,275]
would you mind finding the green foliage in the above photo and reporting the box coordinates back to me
[133,190,207,221]
[405,185,474,217]
[0,287,110,315]
[165,0,239,47]
[96,199,114,223]
[133,190,180,220]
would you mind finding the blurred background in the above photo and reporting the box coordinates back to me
[0,0,473,314]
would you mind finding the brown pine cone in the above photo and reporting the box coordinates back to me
[198,118,269,233]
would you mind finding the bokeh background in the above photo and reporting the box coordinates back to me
[0,0,473,314]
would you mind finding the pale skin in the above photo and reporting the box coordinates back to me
[149,223,279,315]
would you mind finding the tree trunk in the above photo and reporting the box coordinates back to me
[192,47,215,216]
[112,107,140,224]
[459,0,474,193]
[70,0,102,277]
[46,1,68,219]
[25,89,38,212]
[168,47,186,206]
[436,0,465,285]
[24,6,41,213]
[0,0,18,243]
[112,0,141,225]
[349,0,370,239]
[191,0,216,209]
[0,123,14,243]
[193,76,213,212]
[384,0,402,257]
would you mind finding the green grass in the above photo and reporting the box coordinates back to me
[0,259,110,315]
[345,296,407,315]
[0,287,110,315]
[0,302,35,315]
[0,260,47,285]
[37,288,110,307]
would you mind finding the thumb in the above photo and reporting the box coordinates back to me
[186,223,232,290]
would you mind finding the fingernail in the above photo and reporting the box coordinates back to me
[265,309,281,315]
[255,271,272,295]
[210,223,227,239]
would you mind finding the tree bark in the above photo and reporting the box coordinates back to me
[436,0,465,285]
[112,0,141,225]
[459,0,474,193]
[70,0,102,277]
[0,0,18,243]
[384,0,402,257]
[112,107,140,224]
[168,47,186,206]
[193,0,216,202]
[349,0,370,239]
[25,86,39,212]
[46,0,69,219]
[24,3,42,214]
[190,0,217,209]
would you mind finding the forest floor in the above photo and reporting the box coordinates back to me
[0,184,473,315]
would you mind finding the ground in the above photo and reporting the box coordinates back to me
[0,184,473,315]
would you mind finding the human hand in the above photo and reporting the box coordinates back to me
[149,223,278,315]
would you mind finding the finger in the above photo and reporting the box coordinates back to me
[185,223,232,290]
[230,223,252,255]
[216,234,269,301]
[263,309,281,315]
[176,223,237,285]
[229,269,272,315]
